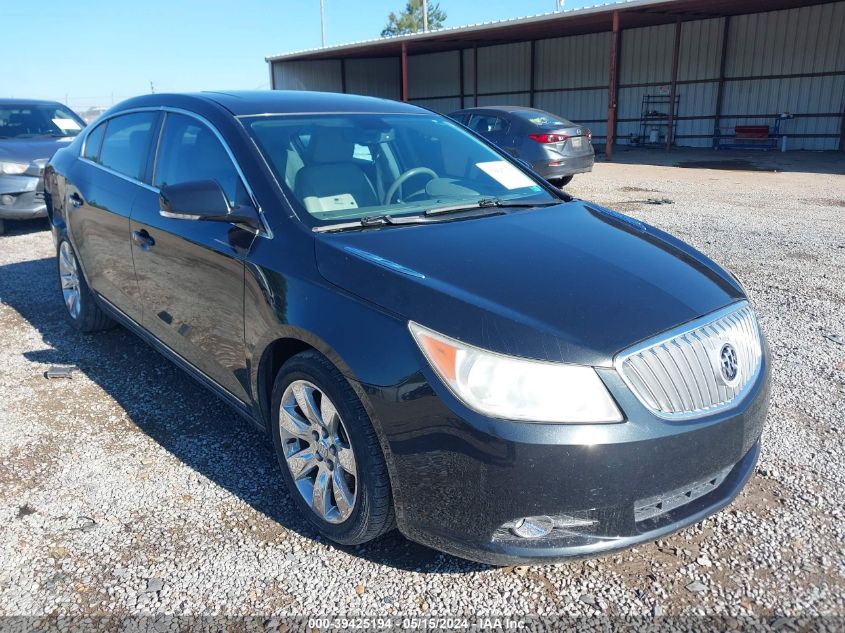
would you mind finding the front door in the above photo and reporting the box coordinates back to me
[129,112,257,402]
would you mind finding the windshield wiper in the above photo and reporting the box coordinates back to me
[313,207,504,233]
[425,197,563,216]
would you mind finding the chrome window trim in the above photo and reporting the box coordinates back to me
[78,156,159,193]
[614,300,763,421]
[78,106,272,238]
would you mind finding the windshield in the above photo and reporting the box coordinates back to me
[0,103,85,139]
[245,113,558,226]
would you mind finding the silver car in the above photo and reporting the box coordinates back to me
[450,106,594,187]
[0,99,86,235]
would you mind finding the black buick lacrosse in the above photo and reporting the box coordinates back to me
[44,91,769,565]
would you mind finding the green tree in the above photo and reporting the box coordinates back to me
[381,0,447,37]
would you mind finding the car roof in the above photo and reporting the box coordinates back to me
[0,98,66,107]
[110,90,425,117]
[453,106,552,115]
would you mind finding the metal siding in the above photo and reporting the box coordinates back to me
[619,24,675,85]
[462,48,475,96]
[477,42,531,94]
[678,18,724,81]
[721,75,845,149]
[409,97,462,114]
[408,51,461,99]
[535,32,611,89]
[270,1,845,151]
[726,2,845,76]
[272,60,342,92]
[534,89,607,135]
[345,58,400,99]
[477,93,531,107]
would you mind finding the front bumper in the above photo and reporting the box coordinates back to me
[368,344,770,566]
[0,175,47,219]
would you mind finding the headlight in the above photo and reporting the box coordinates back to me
[0,161,30,176]
[408,322,623,424]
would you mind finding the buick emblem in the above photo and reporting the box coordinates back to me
[719,343,739,383]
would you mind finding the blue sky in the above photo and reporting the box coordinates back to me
[2,0,598,111]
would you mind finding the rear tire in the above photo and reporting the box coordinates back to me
[557,175,574,187]
[271,350,394,545]
[0,219,5,236]
[57,239,113,333]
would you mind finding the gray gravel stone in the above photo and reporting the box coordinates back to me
[0,154,843,619]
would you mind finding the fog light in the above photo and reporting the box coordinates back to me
[0,194,14,206]
[511,515,554,539]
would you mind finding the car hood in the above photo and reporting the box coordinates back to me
[314,200,744,367]
[0,137,75,165]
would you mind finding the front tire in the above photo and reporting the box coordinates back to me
[57,239,113,332]
[271,350,394,545]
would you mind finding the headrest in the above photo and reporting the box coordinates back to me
[308,129,354,164]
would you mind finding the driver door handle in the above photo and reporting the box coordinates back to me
[132,229,155,251]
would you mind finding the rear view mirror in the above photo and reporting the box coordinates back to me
[160,180,260,230]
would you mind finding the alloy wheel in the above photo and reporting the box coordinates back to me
[279,380,358,523]
[59,241,81,319]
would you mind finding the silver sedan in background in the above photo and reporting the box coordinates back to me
[0,99,85,235]
[449,106,594,187]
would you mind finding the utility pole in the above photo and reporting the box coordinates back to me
[320,0,326,46]
[149,81,155,94]
[556,0,565,11]
[422,0,429,32]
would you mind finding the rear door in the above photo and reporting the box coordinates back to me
[129,111,256,402]
[68,111,160,322]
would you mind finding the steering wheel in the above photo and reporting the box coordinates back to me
[383,167,438,205]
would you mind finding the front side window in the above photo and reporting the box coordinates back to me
[154,113,247,206]
[246,113,555,227]
[0,103,85,139]
[98,112,158,181]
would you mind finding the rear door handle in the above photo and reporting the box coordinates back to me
[69,192,83,208]
[132,229,155,251]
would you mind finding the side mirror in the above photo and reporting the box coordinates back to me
[159,180,260,230]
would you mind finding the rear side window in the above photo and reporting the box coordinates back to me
[98,112,158,180]
[154,113,247,206]
[467,114,509,134]
[83,122,106,161]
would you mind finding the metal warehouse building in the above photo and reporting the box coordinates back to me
[265,0,845,158]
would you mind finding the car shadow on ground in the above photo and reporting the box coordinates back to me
[0,217,50,237]
[1,254,490,574]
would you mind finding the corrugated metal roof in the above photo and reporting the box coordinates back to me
[266,0,833,61]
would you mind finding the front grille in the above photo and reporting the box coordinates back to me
[635,464,732,522]
[615,302,762,419]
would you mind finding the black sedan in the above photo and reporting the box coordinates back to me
[0,99,86,235]
[449,106,595,186]
[44,91,769,565]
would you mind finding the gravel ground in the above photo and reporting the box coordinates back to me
[0,153,843,626]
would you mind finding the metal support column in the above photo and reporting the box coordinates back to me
[459,48,465,109]
[473,42,479,107]
[712,16,731,147]
[340,58,346,93]
[529,40,536,108]
[665,16,682,150]
[605,11,621,160]
[401,42,408,102]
